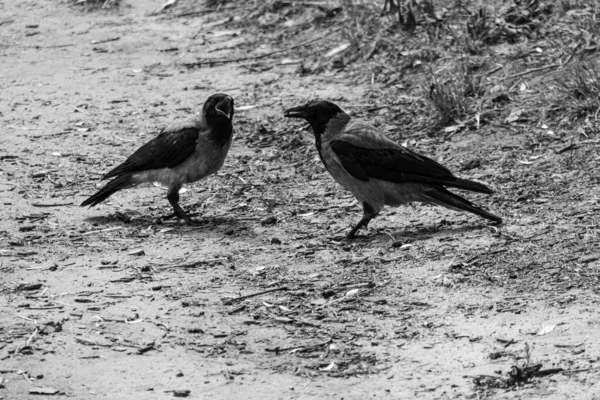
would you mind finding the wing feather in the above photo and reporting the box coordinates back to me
[329,135,454,185]
[103,125,200,180]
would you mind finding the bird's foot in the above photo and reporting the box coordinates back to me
[346,229,359,240]
[178,211,198,226]
[161,210,199,225]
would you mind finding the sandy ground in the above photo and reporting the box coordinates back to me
[1,1,600,399]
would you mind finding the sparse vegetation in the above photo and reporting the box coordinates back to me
[330,0,600,133]
[551,60,600,122]
[422,59,488,126]
[424,73,471,125]
[474,343,564,391]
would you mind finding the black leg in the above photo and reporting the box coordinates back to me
[347,202,377,239]
[167,187,194,225]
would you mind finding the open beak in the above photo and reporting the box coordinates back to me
[216,96,234,119]
[283,104,308,119]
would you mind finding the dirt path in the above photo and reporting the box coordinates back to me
[1,1,599,399]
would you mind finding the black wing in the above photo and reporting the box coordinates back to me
[330,139,493,193]
[330,139,456,185]
[103,127,200,180]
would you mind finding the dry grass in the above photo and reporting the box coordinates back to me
[424,75,470,125]
[422,59,488,126]
[340,0,385,59]
[551,60,600,122]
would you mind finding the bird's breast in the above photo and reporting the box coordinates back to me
[179,138,232,183]
[320,142,372,196]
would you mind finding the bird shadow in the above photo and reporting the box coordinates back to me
[82,210,242,233]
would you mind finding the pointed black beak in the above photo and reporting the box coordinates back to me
[216,96,234,119]
[284,105,309,119]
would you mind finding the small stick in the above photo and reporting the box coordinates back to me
[31,202,72,207]
[25,328,38,347]
[16,315,37,323]
[91,37,120,45]
[556,143,577,154]
[500,64,560,82]
[51,300,77,308]
[19,371,33,384]
[223,286,288,304]
[81,226,122,235]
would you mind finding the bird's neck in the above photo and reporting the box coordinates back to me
[206,115,233,146]
[314,112,350,151]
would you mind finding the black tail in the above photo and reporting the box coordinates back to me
[447,177,495,194]
[80,174,132,207]
[425,187,502,223]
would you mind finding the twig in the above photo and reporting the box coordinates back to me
[556,143,577,154]
[223,286,288,305]
[18,370,33,384]
[51,300,77,308]
[301,379,313,391]
[76,338,112,347]
[182,28,341,67]
[500,64,560,82]
[24,328,38,348]
[486,65,503,76]
[16,315,37,323]
[265,338,332,353]
[31,202,72,207]
[81,226,122,236]
[91,37,120,45]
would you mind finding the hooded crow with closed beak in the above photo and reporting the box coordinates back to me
[81,93,234,224]
[284,100,501,239]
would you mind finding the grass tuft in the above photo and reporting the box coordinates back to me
[551,60,600,121]
[423,59,488,126]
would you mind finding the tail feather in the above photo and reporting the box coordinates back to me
[80,174,132,207]
[447,177,494,194]
[425,187,502,223]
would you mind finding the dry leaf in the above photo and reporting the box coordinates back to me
[319,362,337,371]
[537,324,556,336]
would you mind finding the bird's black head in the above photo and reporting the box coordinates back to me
[204,93,234,121]
[204,93,234,145]
[284,100,345,140]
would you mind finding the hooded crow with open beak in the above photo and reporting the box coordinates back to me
[284,100,501,239]
[81,93,234,224]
